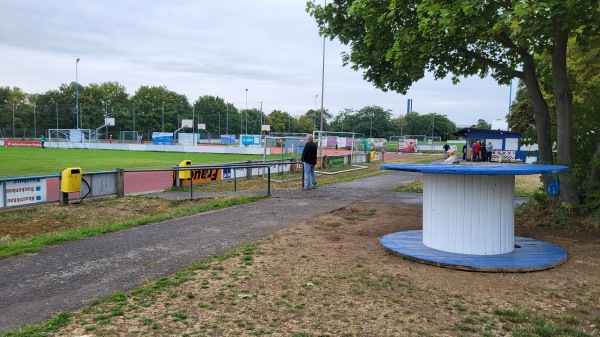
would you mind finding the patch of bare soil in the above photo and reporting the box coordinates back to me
[55,203,600,336]
[0,198,192,240]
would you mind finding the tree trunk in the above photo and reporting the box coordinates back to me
[552,26,580,204]
[520,54,553,189]
[588,134,600,187]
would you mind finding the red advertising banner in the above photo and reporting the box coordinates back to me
[5,141,41,147]
[397,139,417,153]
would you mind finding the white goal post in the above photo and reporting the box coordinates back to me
[48,129,94,148]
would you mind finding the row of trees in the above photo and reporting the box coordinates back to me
[1,84,461,140]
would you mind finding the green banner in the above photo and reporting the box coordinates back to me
[328,156,345,167]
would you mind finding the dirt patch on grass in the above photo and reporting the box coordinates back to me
[0,197,208,241]
[52,203,600,337]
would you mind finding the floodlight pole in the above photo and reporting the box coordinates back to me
[12,103,15,137]
[192,105,195,145]
[75,58,80,129]
[55,101,58,129]
[314,95,317,129]
[319,0,327,158]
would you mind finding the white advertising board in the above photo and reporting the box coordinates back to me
[1,178,47,208]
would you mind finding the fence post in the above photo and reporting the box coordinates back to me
[246,161,252,180]
[301,162,305,189]
[57,176,68,205]
[116,168,124,198]
[190,168,193,200]
[234,168,237,192]
[267,166,271,196]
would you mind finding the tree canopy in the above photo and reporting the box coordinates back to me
[308,0,600,204]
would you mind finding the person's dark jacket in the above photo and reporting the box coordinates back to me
[301,141,318,166]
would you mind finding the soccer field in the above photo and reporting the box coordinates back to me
[0,147,272,178]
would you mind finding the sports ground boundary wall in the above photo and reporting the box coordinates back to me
[0,171,124,209]
[1,160,315,209]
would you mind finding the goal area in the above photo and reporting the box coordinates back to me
[119,131,139,143]
[48,129,94,148]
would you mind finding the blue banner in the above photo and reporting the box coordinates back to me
[221,134,236,144]
[152,132,173,145]
[242,135,261,146]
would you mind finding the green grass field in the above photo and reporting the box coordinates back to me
[0,147,276,178]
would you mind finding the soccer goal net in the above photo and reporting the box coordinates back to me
[48,129,94,148]
[119,131,139,143]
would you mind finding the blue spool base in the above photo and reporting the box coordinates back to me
[381,230,567,272]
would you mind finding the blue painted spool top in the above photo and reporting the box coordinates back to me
[380,163,569,176]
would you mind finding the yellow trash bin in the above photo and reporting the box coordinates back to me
[178,160,192,179]
[370,151,376,160]
[61,167,82,193]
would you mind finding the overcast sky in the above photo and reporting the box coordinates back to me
[0,0,512,126]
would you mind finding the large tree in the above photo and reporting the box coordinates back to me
[193,95,231,137]
[402,112,456,140]
[308,0,600,204]
[131,86,191,136]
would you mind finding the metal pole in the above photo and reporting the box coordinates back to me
[508,80,513,114]
[105,101,109,139]
[33,105,36,137]
[431,115,435,150]
[161,102,165,132]
[245,89,248,135]
[192,105,195,145]
[260,101,263,127]
[76,58,80,129]
[400,114,403,136]
[226,103,229,135]
[55,101,58,129]
[314,95,317,129]
[12,103,15,138]
[319,0,327,158]
[190,169,193,200]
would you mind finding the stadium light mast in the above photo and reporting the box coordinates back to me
[319,0,327,159]
[314,95,317,129]
[75,58,80,129]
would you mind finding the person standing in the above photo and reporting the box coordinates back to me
[443,142,450,158]
[462,144,467,160]
[40,134,45,149]
[301,134,318,190]
[486,141,493,161]
[473,141,481,162]
[481,141,487,163]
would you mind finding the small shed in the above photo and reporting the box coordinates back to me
[453,128,537,162]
